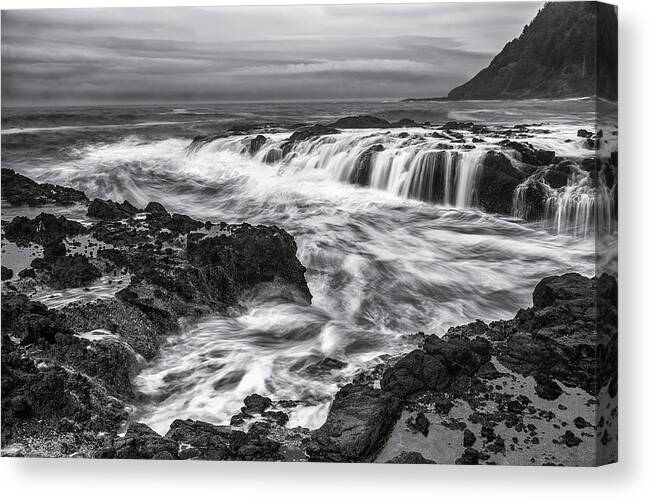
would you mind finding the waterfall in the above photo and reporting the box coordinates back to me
[187,130,616,237]
[512,163,616,237]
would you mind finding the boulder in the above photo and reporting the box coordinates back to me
[308,383,401,462]
[97,422,178,459]
[1,266,13,281]
[249,135,267,155]
[476,151,525,215]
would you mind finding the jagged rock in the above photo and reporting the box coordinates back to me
[96,422,178,459]
[328,115,391,129]
[1,168,88,207]
[87,198,140,220]
[1,293,69,345]
[560,430,582,447]
[499,140,555,166]
[3,213,86,246]
[476,151,525,214]
[386,451,436,464]
[308,383,401,462]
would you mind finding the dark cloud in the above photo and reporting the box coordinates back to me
[1,3,544,105]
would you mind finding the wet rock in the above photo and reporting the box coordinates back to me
[499,140,555,166]
[475,361,502,380]
[350,144,384,186]
[1,168,88,207]
[386,451,436,464]
[328,115,390,129]
[442,121,474,130]
[87,198,140,220]
[58,298,163,359]
[455,447,482,465]
[305,357,347,375]
[262,148,282,164]
[1,335,128,443]
[243,394,272,413]
[3,213,86,246]
[1,266,13,281]
[391,118,419,128]
[96,422,178,459]
[262,410,289,426]
[476,151,525,214]
[308,383,402,462]
[1,293,70,345]
[381,350,452,397]
[164,419,283,461]
[249,135,267,155]
[577,129,593,138]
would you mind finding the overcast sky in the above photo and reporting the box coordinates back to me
[1,2,543,105]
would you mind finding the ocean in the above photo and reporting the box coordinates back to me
[1,98,616,433]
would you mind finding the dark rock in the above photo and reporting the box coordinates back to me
[386,451,436,464]
[391,118,419,128]
[3,213,86,246]
[577,129,593,138]
[573,416,591,429]
[308,383,401,462]
[476,151,525,214]
[407,412,430,437]
[475,361,502,380]
[380,349,452,398]
[262,148,282,164]
[499,140,556,166]
[534,375,563,400]
[17,268,35,279]
[262,410,289,426]
[243,394,272,413]
[1,266,13,281]
[442,121,474,130]
[455,447,480,465]
[349,145,384,186]
[144,202,169,216]
[249,135,267,155]
[463,429,476,448]
[1,168,88,207]
[97,422,178,459]
[46,255,101,289]
[561,430,582,447]
[328,115,391,129]
[287,124,340,142]
[87,198,140,220]
[305,357,347,375]
[1,293,69,345]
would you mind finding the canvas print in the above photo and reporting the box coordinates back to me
[0,2,617,465]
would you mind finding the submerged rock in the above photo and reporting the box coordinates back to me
[1,266,13,281]
[350,144,384,186]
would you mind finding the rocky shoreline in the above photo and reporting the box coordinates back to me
[1,152,616,464]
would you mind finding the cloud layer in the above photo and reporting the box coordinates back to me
[1,3,543,105]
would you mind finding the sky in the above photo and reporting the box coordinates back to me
[1,2,544,105]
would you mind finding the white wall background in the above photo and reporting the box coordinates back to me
[1,1,649,499]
